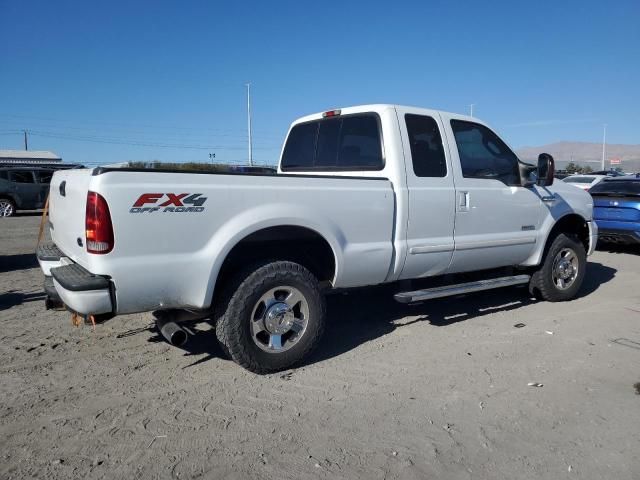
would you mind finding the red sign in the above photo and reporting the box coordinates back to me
[610,157,621,165]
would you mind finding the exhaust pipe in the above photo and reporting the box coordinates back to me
[155,315,189,347]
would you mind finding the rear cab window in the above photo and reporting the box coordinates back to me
[589,180,640,196]
[281,113,384,171]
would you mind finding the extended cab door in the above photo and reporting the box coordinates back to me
[397,108,456,279]
[442,114,544,273]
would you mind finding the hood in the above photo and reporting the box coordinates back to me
[545,179,594,221]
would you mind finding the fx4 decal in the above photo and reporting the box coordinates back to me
[130,193,207,213]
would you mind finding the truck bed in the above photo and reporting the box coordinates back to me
[48,167,396,314]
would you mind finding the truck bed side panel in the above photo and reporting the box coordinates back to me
[88,171,395,314]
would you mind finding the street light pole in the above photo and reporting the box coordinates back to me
[246,83,253,166]
[469,104,475,117]
[601,124,607,170]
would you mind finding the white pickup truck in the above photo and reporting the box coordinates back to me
[39,104,597,373]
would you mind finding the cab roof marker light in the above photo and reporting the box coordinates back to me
[322,109,341,118]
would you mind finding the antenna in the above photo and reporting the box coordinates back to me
[469,104,475,117]
[601,124,607,170]
[246,83,253,166]
[23,130,28,151]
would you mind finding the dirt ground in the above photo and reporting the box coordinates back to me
[1,214,639,480]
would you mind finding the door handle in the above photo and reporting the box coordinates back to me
[458,191,469,212]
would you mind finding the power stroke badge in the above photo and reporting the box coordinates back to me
[130,193,207,213]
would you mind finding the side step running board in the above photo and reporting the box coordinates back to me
[394,274,531,304]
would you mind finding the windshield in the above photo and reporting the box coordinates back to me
[589,180,640,196]
[564,176,596,184]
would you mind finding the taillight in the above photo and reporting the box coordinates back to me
[85,191,114,254]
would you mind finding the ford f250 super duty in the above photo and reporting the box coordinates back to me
[38,105,597,373]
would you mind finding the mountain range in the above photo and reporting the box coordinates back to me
[515,142,640,172]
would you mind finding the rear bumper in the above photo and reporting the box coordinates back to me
[598,227,640,245]
[50,263,113,315]
[38,242,114,315]
[37,242,64,276]
[594,219,640,244]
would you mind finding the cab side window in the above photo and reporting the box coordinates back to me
[405,114,446,177]
[9,171,36,183]
[450,120,521,185]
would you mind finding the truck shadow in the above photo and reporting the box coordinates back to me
[164,261,616,369]
[303,261,616,367]
[597,243,640,256]
[0,290,47,311]
[0,253,39,274]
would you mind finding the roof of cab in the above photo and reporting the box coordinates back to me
[292,104,477,125]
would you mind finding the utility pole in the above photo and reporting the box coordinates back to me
[469,104,475,117]
[23,130,28,151]
[601,124,607,170]
[246,83,253,166]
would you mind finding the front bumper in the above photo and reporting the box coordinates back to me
[587,221,598,255]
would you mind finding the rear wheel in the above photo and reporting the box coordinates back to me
[0,198,15,217]
[215,261,325,374]
[529,233,586,301]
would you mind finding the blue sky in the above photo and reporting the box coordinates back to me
[1,0,638,166]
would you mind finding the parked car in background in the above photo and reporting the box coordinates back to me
[590,176,640,245]
[563,174,607,191]
[591,170,627,177]
[0,167,55,217]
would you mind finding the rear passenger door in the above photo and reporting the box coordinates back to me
[8,170,40,209]
[397,108,456,279]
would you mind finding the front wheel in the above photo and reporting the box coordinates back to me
[215,261,326,374]
[529,233,586,302]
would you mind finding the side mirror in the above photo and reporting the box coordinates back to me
[537,153,555,187]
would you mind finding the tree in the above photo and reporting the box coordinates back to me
[565,162,579,174]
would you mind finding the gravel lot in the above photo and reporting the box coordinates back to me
[1,214,639,479]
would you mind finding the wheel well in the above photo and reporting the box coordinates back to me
[214,226,336,299]
[546,214,590,253]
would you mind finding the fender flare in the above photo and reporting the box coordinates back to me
[202,204,344,307]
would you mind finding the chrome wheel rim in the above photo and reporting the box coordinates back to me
[0,200,14,217]
[250,286,309,353]
[552,248,579,290]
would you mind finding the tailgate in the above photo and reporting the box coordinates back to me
[49,169,93,267]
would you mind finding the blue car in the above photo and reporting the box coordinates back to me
[590,176,640,245]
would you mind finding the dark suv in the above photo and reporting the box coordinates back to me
[0,167,55,217]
